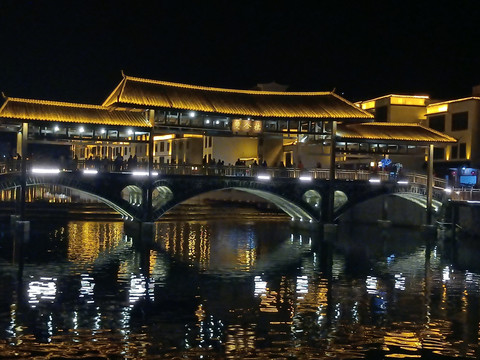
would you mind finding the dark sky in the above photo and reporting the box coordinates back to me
[1,1,480,105]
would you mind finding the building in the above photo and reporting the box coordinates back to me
[425,95,480,185]
[356,94,431,123]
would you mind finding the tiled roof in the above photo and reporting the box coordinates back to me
[0,97,152,127]
[103,75,374,120]
[337,122,457,144]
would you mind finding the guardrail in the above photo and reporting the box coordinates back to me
[448,188,480,201]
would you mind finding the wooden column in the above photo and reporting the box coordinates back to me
[426,144,434,225]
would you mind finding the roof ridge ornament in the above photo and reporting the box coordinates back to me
[121,69,125,78]
[1,92,6,99]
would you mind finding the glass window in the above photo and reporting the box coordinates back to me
[451,144,458,159]
[451,112,468,131]
[429,115,445,132]
[160,142,165,152]
[433,147,444,160]
[459,143,467,158]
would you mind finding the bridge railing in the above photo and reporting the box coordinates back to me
[449,188,480,201]
[0,160,448,185]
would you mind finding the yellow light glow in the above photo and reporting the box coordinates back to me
[391,96,426,106]
[183,134,203,138]
[232,119,241,132]
[361,101,375,110]
[253,120,262,133]
[427,104,448,114]
[153,134,174,141]
[241,120,252,132]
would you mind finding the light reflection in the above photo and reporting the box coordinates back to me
[27,277,57,308]
[442,266,451,282]
[366,275,378,294]
[394,273,406,291]
[296,275,309,299]
[254,275,267,297]
[79,274,95,303]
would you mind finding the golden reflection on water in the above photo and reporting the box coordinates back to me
[1,219,480,359]
[156,222,260,272]
[67,221,123,264]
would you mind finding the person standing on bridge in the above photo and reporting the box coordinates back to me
[114,154,123,172]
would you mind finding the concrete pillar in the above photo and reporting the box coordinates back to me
[19,122,28,221]
[14,220,30,262]
[323,223,338,238]
[426,144,434,225]
[377,195,392,227]
[147,110,155,222]
[124,220,156,249]
[327,120,337,224]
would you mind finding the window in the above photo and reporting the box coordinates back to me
[160,142,165,152]
[433,147,444,160]
[459,143,467,158]
[209,136,212,147]
[429,115,445,132]
[204,137,208,148]
[167,143,170,152]
[451,112,468,131]
[451,144,458,159]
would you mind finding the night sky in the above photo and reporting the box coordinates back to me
[1,1,480,105]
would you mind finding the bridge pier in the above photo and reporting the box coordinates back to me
[323,223,338,238]
[124,220,156,248]
[377,195,392,227]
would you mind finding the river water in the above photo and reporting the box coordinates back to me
[0,205,478,359]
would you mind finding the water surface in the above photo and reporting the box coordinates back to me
[0,207,478,359]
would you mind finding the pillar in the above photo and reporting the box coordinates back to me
[327,120,336,223]
[425,144,434,227]
[147,110,155,221]
[323,120,338,236]
[19,122,28,221]
[377,195,392,227]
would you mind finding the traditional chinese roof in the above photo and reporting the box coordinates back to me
[337,122,457,144]
[0,97,151,127]
[103,75,374,120]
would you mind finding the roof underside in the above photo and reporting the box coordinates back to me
[103,75,374,120]
[337,123,457,144]
[0,98,152,127]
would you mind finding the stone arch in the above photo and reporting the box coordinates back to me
[155,186,320,223]
[121,185,143,205]
[152,186,173,208]
[302,190,322,213]
[334,190,348,211]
